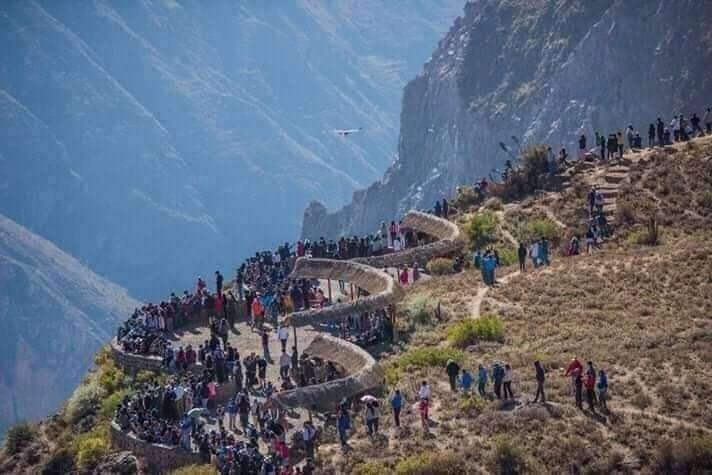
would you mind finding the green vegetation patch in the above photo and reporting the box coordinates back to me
[447,314,504,348]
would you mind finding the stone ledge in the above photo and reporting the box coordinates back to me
[109,422,200,472]
[274,334,383,411]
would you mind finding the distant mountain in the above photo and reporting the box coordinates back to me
[0,214,137,436]
[0,0,463,299]
[302,0,712,238]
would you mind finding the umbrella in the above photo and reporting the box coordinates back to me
[360,395,378,403]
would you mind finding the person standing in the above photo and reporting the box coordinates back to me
[492,362,504,399]
[446,359,461,392]
[583,369,596,411]
[616,131,624,157]
[578,134,587,159]
[261,329,271,362]
[598,370,609,411]
[656,118,665,146]
[302,421,317,460]
[648,123,656,148]
[215,270,223,294]
[503,364,514,399]
[477,364,488,397]
[533,360,546,403]
[460,368,473,394]
[704,108,712,135]
[671,115,680,142]
[518,242,527,272]
[337,409,350,449]
[279,350,290,380]
[691,113,704,137]
[390,389,403,427]
[442,198,449,219]
[364,401,380,438]
[277,323,289,352]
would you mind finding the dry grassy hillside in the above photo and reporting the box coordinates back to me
[320,139,712,474]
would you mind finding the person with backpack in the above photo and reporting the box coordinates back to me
[446,359,461,392]
[492,362,505,399]
[477,364,488,397]
[598,370,609,411]
[533,361,546,403]
[390,389,403,427]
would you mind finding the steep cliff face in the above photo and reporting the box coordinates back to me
[302,0,712,239]
[0,0,462,300]
[0,214,137,436]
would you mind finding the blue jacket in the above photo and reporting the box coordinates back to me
[478,367,488,384]
[337,413,350,432]
[598,373,608,390]
[390,393,403,409]
[460,371,473,389]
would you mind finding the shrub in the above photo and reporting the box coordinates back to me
[353,461,389,475]
[467,210,498,249]
[522,218,560,241]
[458,395,488,415]
[97,362,127,394]
[173,465,224,475]
[699,191,712,211]
[447,315,505,348]
[64,380,106,425]
[73,432,109,470]
[426,257,455,275]
[384,364,404,388]
[489,437,528,475]
[398,347,464,368]
[494,246,518,266]
[395,452,466,475]
[399,294,437,327]
[498,145,551,200]
[100,388,133,420]
[484,197,504,211]
[5,422,37,454]
[41,448,75,475]
[654,437,712,474]
[450,186,481,211]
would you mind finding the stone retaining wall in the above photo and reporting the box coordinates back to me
[274,334,383,411]
[355,210,464,268]
[110,422,201,472]
[110,340,165,374]
[284,258,404,326]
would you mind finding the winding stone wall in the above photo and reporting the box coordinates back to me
[355,210,465,268]
[110,340,165,373]
[110,422,201,472]
[274,334,383,412]
[284,258,405,326]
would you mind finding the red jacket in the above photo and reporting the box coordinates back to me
[565,359,583,377]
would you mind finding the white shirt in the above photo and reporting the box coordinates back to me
[418,384,431,400]
[278,327,289,341]
[503,369,513,383]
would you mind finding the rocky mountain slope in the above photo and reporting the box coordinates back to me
[302,0,712,239]
[0,0,463,300]
[0,214,137,437]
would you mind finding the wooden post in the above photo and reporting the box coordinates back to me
[327,278,332,302]
[350,284,354,301]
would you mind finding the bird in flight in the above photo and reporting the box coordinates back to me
[333,127,363,137]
